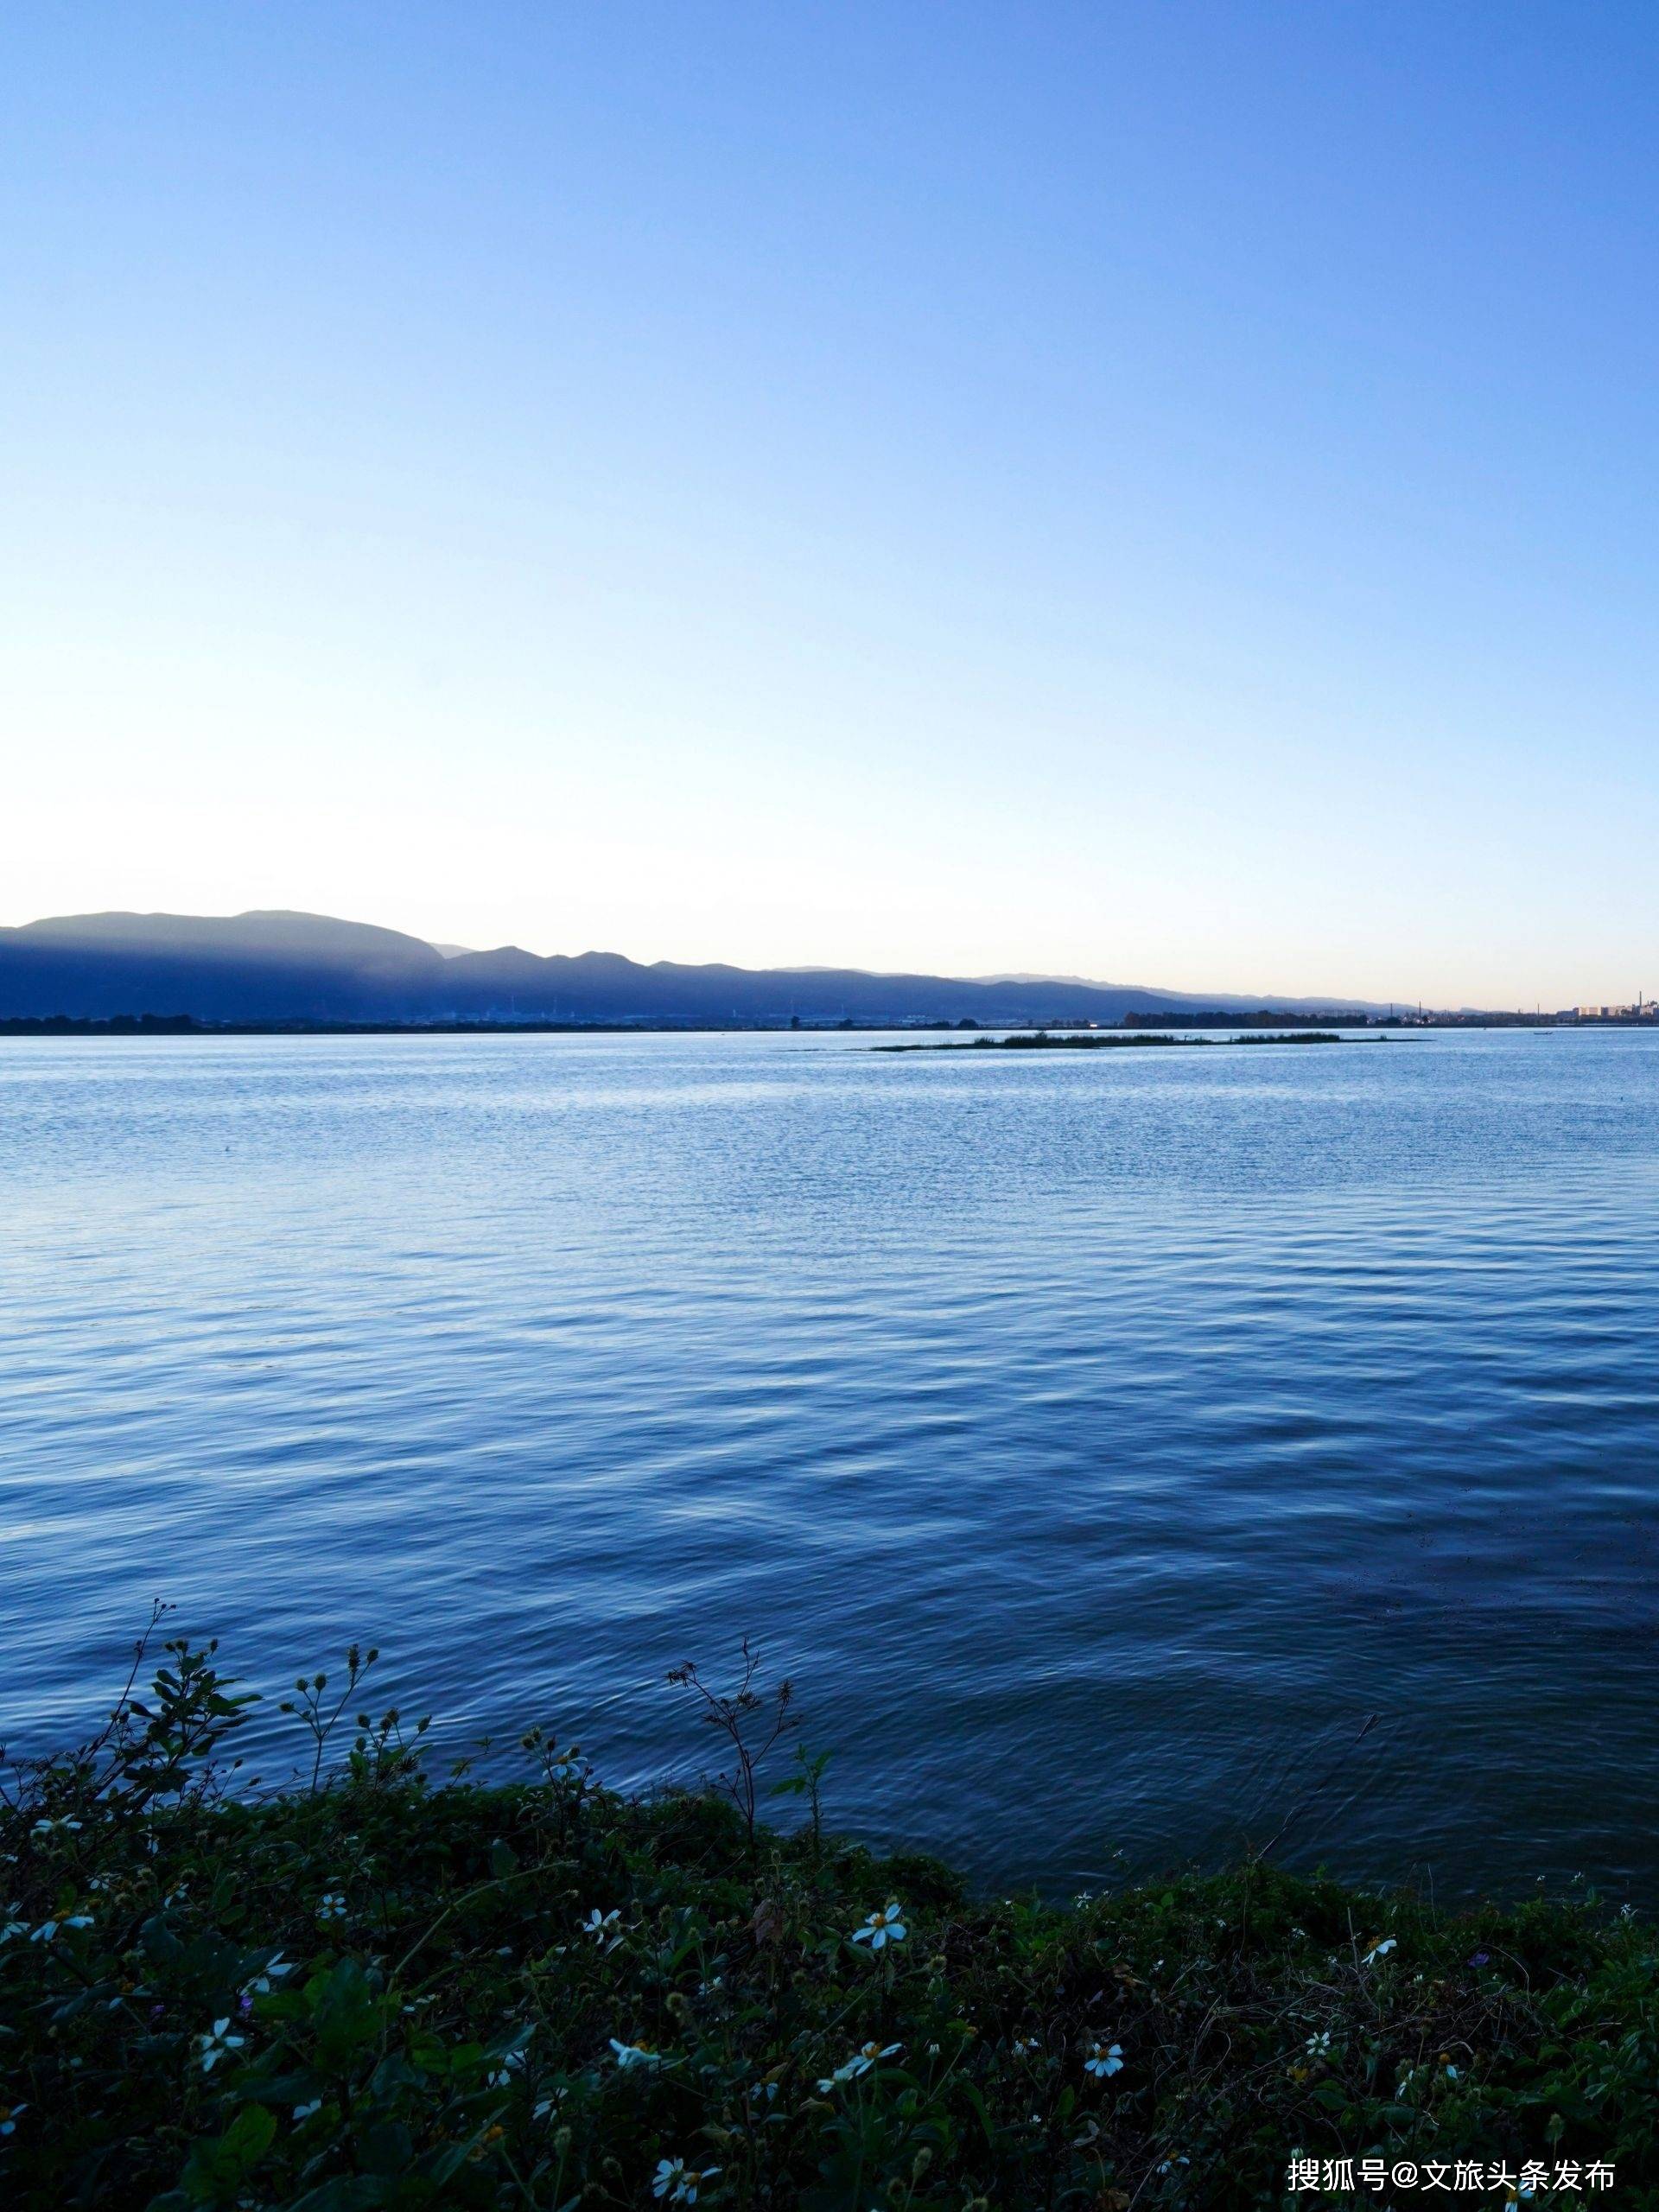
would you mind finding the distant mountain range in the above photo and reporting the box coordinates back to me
[0,910,1400,1027]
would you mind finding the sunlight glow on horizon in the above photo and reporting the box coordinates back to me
[5,3,1659,1007]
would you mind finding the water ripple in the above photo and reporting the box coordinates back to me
[3,1028,1659,1896]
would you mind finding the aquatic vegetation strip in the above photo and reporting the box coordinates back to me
[872,1031,1346,1052]
[3,1620,1654,2209]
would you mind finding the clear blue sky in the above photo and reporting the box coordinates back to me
[4,3,1657,1005]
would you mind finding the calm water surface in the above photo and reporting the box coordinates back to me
[4,1028,1658,1897]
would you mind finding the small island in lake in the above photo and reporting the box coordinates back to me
[874,1029,1345,1052]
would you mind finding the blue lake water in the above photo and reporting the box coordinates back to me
[4,1027,1658,1898]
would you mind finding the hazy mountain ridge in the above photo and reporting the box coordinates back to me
[0,910,1397,1024]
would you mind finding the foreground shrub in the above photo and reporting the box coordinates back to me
[2,1614,1655,2208]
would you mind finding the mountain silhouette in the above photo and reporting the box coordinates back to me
[0,910,1389,1026]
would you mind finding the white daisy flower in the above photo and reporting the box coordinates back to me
[609,2037,664,2070]
[197,2018,245,2073]
[242,1950,294,1997]
[652,2157,719,2202]
[817,2039,901,2090]
[850,1902,906,1950]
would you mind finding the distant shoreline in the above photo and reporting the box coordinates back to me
[0,1015,1624,1040]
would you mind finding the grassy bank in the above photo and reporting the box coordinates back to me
[3,1624,1655,2209]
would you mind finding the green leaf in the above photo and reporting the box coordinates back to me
[312,1957,384,2073]
[357,2120,414,2177]
[289,2180,395,2212]
[141,1914,186,1967]
[369,2051,423,2097]
[960,2079,1000,2149]
[232,2065,324,2103]
[180,2103,276,2204]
